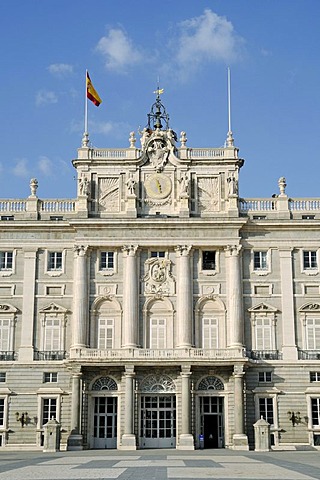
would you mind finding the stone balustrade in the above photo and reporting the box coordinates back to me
[69,347,246,361]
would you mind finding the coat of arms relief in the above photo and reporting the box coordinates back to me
[143,257,175,295]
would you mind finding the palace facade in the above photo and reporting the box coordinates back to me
[0,94,320,451]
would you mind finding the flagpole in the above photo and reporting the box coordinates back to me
[82,69,89,147]
[226,67,234,147]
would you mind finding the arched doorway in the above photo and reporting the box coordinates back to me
[139,374,176,448]
[197,376,225,449]
[90,376,118,449]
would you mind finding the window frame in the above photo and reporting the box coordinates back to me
[259,371,272,383]
[0,250,16,277]
[310,372,320,382]
[98,250,117,276]
[45,250,66,277]
[301,249,319,276]
[199,249,219,276]
[252,249,271,276]
[43,372,58,383]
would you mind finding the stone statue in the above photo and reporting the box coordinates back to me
[126,173,136,195]
[179,173,189,197]
[227,173,238,196]
[79,176,90,197]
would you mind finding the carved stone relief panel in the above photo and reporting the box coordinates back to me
[98,177,120,212]
[197,176,220,212]
[143,257,175,295]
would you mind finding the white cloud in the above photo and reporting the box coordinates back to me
[35,89,58,107]
[174,9,244,76]
[48,63,73,76]
[95,28,143,72]
[38,156,53,176]
[12,158,29,178]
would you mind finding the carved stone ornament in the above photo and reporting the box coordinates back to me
[143,258,174,295]
[140,374,175,393]
[147,138,169,171]
[299,302,320,311]
[198,177,219,212]
[98,177,119,212]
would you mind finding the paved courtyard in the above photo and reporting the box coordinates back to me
[0,449,319,480]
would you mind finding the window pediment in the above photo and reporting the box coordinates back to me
[39,302,68,314]
[0,303,18,314]
[248,302,278,314]
[299,302,320,312]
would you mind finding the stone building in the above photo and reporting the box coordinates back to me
[0,93,320,451]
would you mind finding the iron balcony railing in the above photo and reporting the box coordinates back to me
[34,350,67,361]
[248,350,283,360]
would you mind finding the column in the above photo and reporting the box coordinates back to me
[279,248,297,360]
[67,372,83,450]
[232,364,249,450]
[225,245,244,349]
[122,245,139,348]
[177,366,194,450]
[19,249,37,362]
[121,366,136,449]
[175,245,192,348]
[71,245,89,349]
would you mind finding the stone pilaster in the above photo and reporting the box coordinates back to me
[175,245,192,348]
[279,248,297,360]
[67,372,83,450]
[122,245,139,348]
[177,366,194,450]
[18,249,37,362]
[71,245,89,349]
[225,245,244,348]
[121,366,136,450]
[232,364,248,450]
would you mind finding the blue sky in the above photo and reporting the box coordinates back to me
[1,0,320,200]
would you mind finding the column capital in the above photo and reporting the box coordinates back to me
[73,245,89,257]
[124,365,135,376]
[122,245,138,256]
[233,364,245,377]
[225,244,242,256]
[180,365,192,377]
[175,245,192,256]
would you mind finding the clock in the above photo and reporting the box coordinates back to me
[145,173,172,199]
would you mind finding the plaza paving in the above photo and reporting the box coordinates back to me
[0,449,319,480]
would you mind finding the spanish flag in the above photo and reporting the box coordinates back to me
[86,72,102,106]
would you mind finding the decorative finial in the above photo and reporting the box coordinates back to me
[180,131,187,147]
[82,132,89,147]
[29,178,38,197]
[278,177,287,196]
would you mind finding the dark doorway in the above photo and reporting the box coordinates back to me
[203,415,219,448]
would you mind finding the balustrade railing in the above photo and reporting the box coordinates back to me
[0,200,26,212]
[239,199,276,212]
[184,148,236,160]
[89,148,141,159]
[69,347,245,360]
[289,199,320,211]
[34,350,66,361]
[298,350,320,360]
[248,350,282,360]
[0,351,15,361]
[40,200,76,212]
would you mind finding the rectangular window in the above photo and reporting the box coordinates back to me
[306,318,320,350]
[42,398,57,425]
[43,372,58,383]
[48,252,62,271]
[0,373,6,383]
[44,316,61,351]
[150,251,165,258]
[254,251,267,270]
[0,318,10,351]
[255,317,273,350]
[259,397,274,425]
[259,371,272,383]
[310,372,320,382]
[202,251,216,270]
[0,252,13,270]
[100,252,114,270]
[202,317,219,349]
[150,318,166,349]
[98,318,114,349]
[0,398,4,427]
[311,398,320,426]
[303,251,317,269]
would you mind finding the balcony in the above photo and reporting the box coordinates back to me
[0,351,15,361]
[69,347,246,362]
[248,350,283,360]
[34,350,67,361]
[298,350,320,360]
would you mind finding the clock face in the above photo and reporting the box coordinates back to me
[145,173,172,199]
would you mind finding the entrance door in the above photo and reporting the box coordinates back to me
[93,397,117,448]
[140,395,176,448]
[200,397,224,448]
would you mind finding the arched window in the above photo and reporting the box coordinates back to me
[198,376,224,391]
[140,374,175,393]
[92,377,118,391]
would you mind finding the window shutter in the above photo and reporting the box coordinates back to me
[44,316,61,351]
[150,318,166,349]
[202,318,218,349]
[0,318,10,350]
[98,318,114,349]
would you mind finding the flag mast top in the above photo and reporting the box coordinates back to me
[82,70,102,147]
[226,67,234,147]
